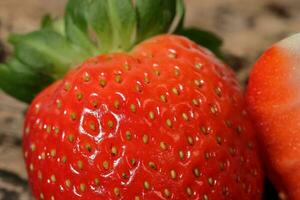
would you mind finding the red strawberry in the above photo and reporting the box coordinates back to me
[246,33,300,199]
[22,34,263,200]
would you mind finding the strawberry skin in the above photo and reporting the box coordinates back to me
[246,33,300,199]
[23,35,263,200]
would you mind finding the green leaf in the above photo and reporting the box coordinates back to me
[135,0,177,43]
[0,59,53,103]
[41,15,65,35]
[64,0,98,55]
[9,30,90,78]
[176,27,224,59]
[65,0,136,53]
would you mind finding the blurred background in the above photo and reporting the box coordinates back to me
[0,0,300,199]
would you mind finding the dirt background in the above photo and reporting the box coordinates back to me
[0,0,300,199]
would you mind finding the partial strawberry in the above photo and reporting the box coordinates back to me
[246,33,300,199]
[1,0,263,199]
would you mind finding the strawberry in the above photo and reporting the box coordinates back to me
[246,33,300,200]
[1,0,263,199]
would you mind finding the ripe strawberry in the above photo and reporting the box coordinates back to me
[0,0,263,199]
[246,33,300,199]
[22,34,263,200]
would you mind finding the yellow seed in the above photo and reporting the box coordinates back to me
[92,101,98,108]
[203,194,209,200]
[194,79,204,87]
[61,155,67,163]
[172,87,179,95]
[77,160,83,170]
[168,51,177,58]
[64,82,71,91]
[192,99,199,106]
[89,122,96,131]
[114,100,120,109]
[135,84,141,92]
[195,63,203,70]
[187,136,194,145]
[166,119,172,128]
[68,134,75,142]
[46,125,51,133]
[122,172,128,179]
[54,127,59,135]
[148,162,157,170]
[201,126,208,135]
[170,170,177,179]
[144,76,150,84]
[210,105,218,114]
[149,111,155,120]
[130,104,136,113]
[50,196,55,200]
[160,95,167,103]
[56,100,62,109]
[205,152,210,160]
[215,87,222,97]
[115,75,122,83]
[216,136,222,145]
[103,161,109,170]
[65,179,71,188]
[178,150,185,160]
[164,188,171,198]
[29,163,34,171]
[114,187,120,196]
[182,113,189,121]
[160,142,167,150]
[193,168,200,177]
[51,174,56,183]
[111,146,117,156]
[125,131,132,140]
[124,63,131,70]
[143,134,149,144]
[135,196,140,200]
[30,143,36,152]
[76,92,83,101]
[83,73,90,82]
[107,120,114,129]
[208,177,214,186]
[174,68,180,76]
[80,183,86,192]
[236,125,243,134]
[94,178,100,185]
[186,187,193,196]
[40,193,45,200]
[144,181,150,190]
[219,162,225,171]
[85,144,92,152]
[131,159,136,166]
[225,120,232,128]
[99,79,107,87]
[154,69,161,76]
[50,149,56,157]
[70,112,76,121]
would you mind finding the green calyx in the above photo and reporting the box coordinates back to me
[0,0,223,103]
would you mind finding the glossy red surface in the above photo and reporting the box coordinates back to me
[23,35,263,200]
[247,34,300,199]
